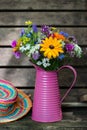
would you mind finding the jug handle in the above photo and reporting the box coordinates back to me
[58,65,77,103]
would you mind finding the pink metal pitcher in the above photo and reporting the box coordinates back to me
[32,65,77,122]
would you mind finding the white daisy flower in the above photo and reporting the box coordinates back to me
[20,46,26,52]
[42,58,50,68]
[37,61,42,66]
[74,44,82,58]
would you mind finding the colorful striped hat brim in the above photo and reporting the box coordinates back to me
[0,89,32,123]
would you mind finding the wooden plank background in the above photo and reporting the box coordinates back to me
[0,0,87,118]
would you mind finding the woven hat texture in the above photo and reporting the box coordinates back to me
[0,79,32,123]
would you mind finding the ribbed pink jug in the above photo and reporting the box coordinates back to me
[32,65,77,122]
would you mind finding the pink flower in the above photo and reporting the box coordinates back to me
[11,40,17,47]
[13,51,21,59]
[65,44,74,52]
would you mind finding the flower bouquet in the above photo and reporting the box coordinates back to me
[11,20,82,122]
[11,20,82,71]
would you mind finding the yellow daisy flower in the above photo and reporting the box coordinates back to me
[40,36,64,59]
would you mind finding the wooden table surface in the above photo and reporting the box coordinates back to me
[0,111,87,130]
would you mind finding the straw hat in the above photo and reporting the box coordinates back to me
[0,79,32,123]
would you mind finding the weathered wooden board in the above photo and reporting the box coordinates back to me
[0,113,87,130]
[0,0,87,129]
[60,88,87,102]
[0,12,86,25]
[0,68,87,88]
[0,0,86,10]
[0,28,87,45]
[21,88,87,102]
[0,68,35,86]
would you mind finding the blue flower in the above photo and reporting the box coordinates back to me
[34,41,38,44]
[27,33,31,38]
[59,31,69,38]
[32,24,38,32]
[58,54,65,60]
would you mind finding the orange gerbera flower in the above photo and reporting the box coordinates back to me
[40,36,64,59]
[53,32,65,41]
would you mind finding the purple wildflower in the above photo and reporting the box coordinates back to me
[68,36,77,44]
[41,25,50,36]
[69,51,75,57]
[13,51,21,59]
[11,40,17,47]
[32,52,40,60]
[20,28,25,37]
[65,44,74,52]
[32,24,38,32]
